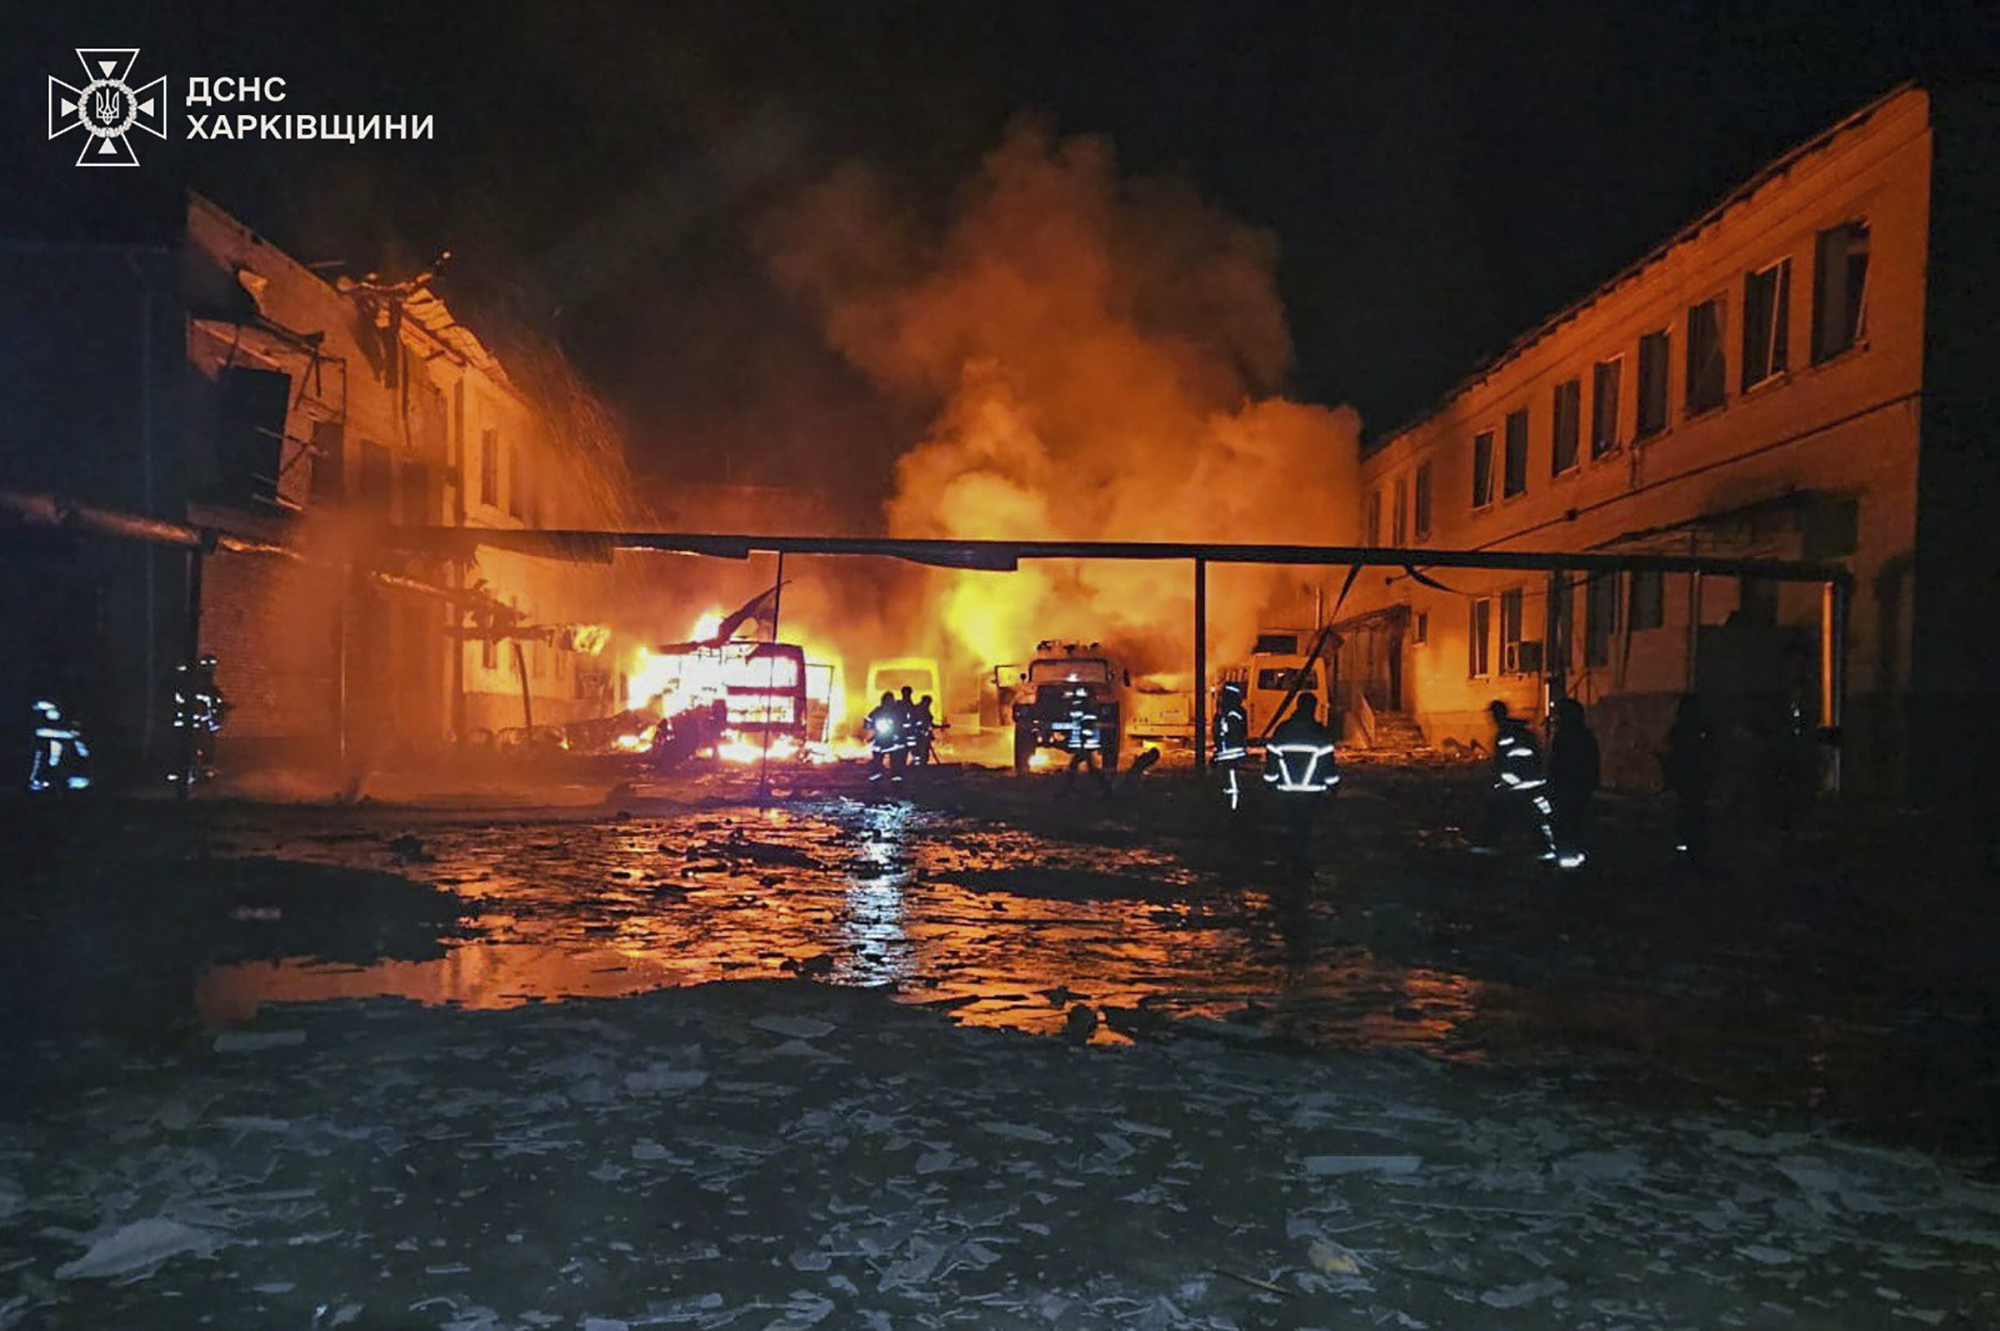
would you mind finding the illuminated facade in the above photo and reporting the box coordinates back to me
[1342,84,1997,797]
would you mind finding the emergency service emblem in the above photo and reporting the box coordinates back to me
[48,49,167,167]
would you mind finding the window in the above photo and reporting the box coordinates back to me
[507,445,524,519]
[1499,588,1524,671]
[1812,221,1869,362]
[1367,488,1382,545]
[358,441,393,516]
[1629,569,1665,631]
[1685,297,1725,414]
[1257,666,1320,693]
[480,621,497,671]
[397,462,431,526]
[1590,358,1622,458]
[1742,259,1791,389]
[1468,598,1492,677]
[1414,461,1433,539]
[1472,431,1494,508]
[310,421,345,500]
[1392,476,1408,545]
[1584,571,1619,666]
[1636,330,1670,438]
[1551,379,1581,475]
[1502,409,1528,498]
[1413,610,1428,645]
[480,428,499,507]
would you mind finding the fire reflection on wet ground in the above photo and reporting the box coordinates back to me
[194,799,1489,1057]
[175,788,2000,1163]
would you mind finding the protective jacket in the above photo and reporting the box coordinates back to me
[864,703,903,754]
[1058,692,1104,753]
[1263,713,1341,793]
[1212,697,1248,764]
[1491,717,1546,791]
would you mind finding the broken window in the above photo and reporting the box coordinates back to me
[1414,461,1433,540]
[1367,488,1382,545]
[1472,431,1494,508]
[1551,378,1581,475]
[1584,571,1619,666]
[1503,409,1528,498]
[480,428,499,508]
[1686,297,1726,415]
[1629,568,1665,631]
[1636,330,1670,438]
[507,444,524,519]
[1591,358,1621,458]
[1468,598,1492,677]
[1392,475,1408,545]
[1742,258,1791,389]
[1499,588,1525,672]
[1812,221,1869,362]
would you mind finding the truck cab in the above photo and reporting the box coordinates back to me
[1009,642,1126,773]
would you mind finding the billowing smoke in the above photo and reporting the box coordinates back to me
[766,121,1361,687]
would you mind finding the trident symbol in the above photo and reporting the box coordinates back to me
[91,89,120,125]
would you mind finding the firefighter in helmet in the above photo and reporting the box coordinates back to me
[1061,683,1110,792]
[864,691,905,782]
[1213,679,1250,817]
[1262,692,1340,881]
[1472,699,1556,860]
[169,654,230,785]
[909,694,937,768]
[27,697,92,794]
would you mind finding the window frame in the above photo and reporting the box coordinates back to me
[1636,329,1670,439]
[1414,461,1433,540]
[1468,597,1492,677]
[1590,356,1622,459]
[479,428,499,508]
[1685,295,1727,417]
[1741,257,1792,391]
[1391,475,1408,545]
[1551,377,1582,476]
[1629,568,1665,631]
[1811,220,1870,363]
[1471,431,1495,510]
[1502,408,1529,499]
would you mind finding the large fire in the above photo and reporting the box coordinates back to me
[624,610,848,765]
[764,122,1363,687]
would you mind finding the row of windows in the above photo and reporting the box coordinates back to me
[1372,219,1872,537]
[1461,570,1674,678]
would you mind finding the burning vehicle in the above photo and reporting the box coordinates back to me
[628,632,835,769]
[1008,641,1127,774]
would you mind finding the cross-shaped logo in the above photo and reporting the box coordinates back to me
[48,49,166,167]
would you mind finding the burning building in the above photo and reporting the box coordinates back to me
[0,193,634,783]
[1337,83,1997,799]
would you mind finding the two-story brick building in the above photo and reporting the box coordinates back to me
[1341,83,1996,799]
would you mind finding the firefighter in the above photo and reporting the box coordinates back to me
[1262,692,1340,881]
[864,691,904,781]
[1547,697,1600,870]
[1213,680,1250,816]
[1061,683,1110,792]
[169,654,230,785]
[1472,700,1556,860]
[27,698,92,794]
[909,695,937,767]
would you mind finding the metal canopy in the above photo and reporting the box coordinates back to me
[398,527,1854,585]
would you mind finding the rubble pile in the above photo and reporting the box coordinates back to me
[2,980,1993,1328]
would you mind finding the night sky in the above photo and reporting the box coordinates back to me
[6,0,1992,517]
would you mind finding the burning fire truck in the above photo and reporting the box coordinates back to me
[1007,641,1127,774]
[630,638,819,764]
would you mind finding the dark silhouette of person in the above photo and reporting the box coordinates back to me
[864,692,904,781]
[1062,684,1111,793]
[1213,679,1250,819]
[910,695,936,767]
[1472,700,1556,860]
[1662,692,1713,865]
[1547,698,1601,870]
[1262,692,1341,884]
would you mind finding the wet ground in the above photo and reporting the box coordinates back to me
[1,758,1997,1326]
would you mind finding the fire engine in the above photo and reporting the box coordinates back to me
[1007,641,1127,773]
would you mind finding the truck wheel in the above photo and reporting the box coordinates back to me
[1013,725,1034,775]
